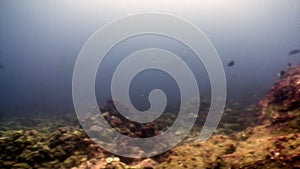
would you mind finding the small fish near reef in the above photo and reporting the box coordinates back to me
[278,70,286,79]
[288,49,300,55]
[227,60,235,67]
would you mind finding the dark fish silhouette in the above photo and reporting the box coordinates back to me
[278,70,285,79]
[0,63,4,70]
[289,49,300,55]
[227,60,235,67]
[288,62,292,67]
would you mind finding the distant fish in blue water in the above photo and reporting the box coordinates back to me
[288,62,292,67]
[227,60,235,67]
[0,63,4,70]
[289,49,300,55]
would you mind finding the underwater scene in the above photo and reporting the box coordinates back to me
[1,1,300,169]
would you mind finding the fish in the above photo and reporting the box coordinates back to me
[278,70,285,79]
[0,63,4,70]
[289,49,300,55]
[227,60,235,67]
[288,62,292,67]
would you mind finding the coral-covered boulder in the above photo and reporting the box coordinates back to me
[258,66,300,126]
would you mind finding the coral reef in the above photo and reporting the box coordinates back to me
[155,66,300,169]
[81,100,162,157]
[257,66,300,133]
[259,66,300,114]
[98,100,160,138]
[1,66,300,168]
[0,127,100,168]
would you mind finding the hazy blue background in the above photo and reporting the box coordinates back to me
[0,0,299,116]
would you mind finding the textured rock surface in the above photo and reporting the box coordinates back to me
[1,66,300,168]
